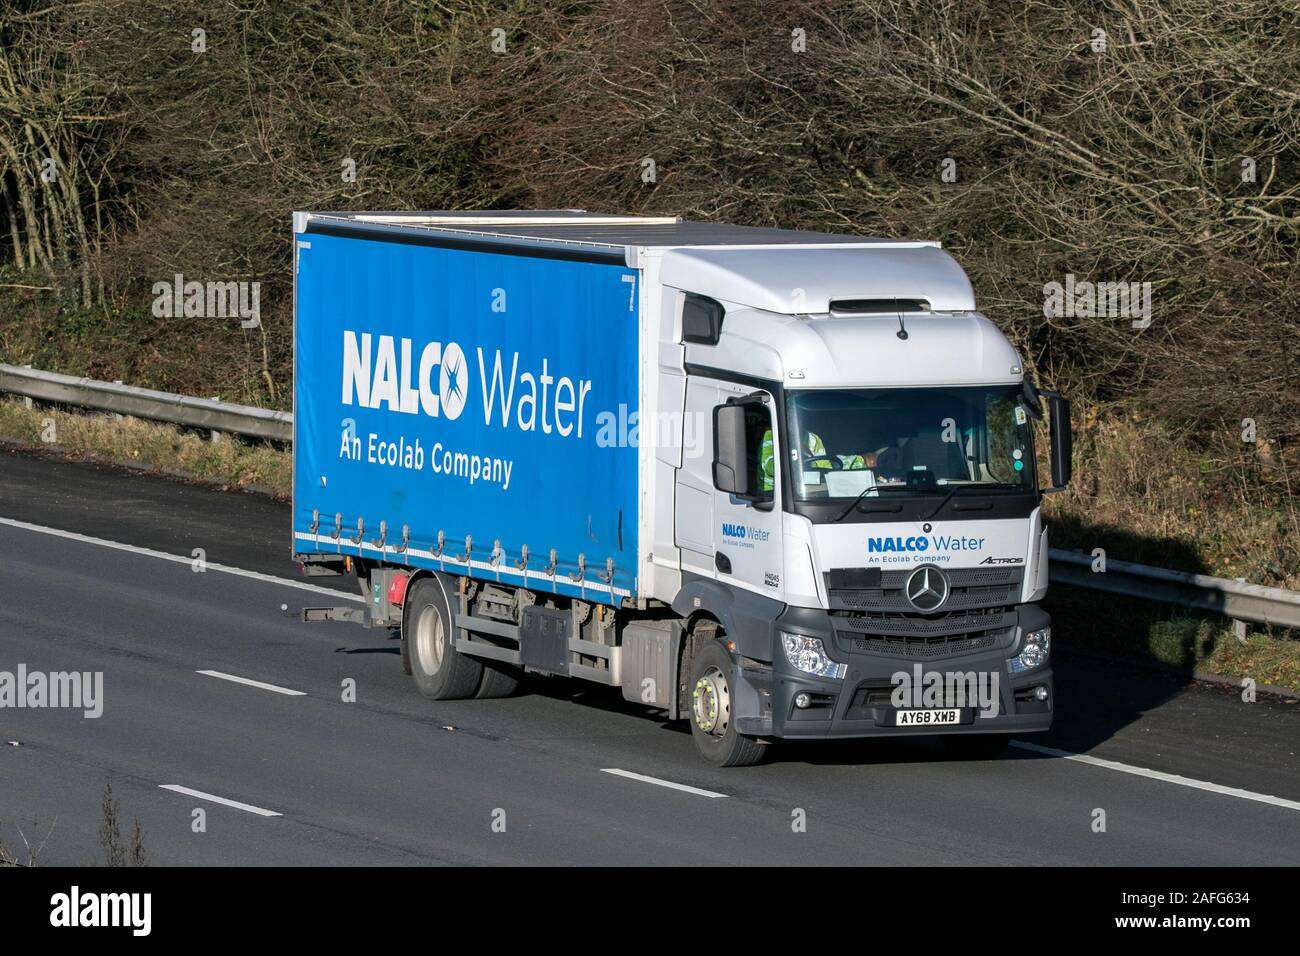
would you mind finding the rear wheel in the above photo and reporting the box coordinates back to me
[405,577,483,700]
[475,661,521,699]
[688,638,765,767]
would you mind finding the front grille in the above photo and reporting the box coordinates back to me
[834,608,1016,638]
[832,606,1017,659]
[851,631,1006,659]
[827,565,1023,614]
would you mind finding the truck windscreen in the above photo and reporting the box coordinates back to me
[784,385,1036,501]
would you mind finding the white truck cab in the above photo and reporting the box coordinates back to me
[636,240,1070,763]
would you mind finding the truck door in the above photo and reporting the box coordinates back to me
[708,382,785,596]
[674,376,719,574]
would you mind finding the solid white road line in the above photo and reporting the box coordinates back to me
[196,670,306,697]
[158,784,282,817]
[1011,740,1300,812]
[0,515,362,602]
[601,768,728,799]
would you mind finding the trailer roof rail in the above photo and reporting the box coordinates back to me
[348,213,682,227]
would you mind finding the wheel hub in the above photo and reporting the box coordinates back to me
[692,666,730,736]
[415,604,445,675]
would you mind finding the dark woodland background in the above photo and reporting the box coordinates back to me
[1,0,1296,589]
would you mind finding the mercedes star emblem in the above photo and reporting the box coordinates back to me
[905,564,950,612]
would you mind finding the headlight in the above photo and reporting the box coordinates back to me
[781,632,846,679]
[1008,627,1051,673]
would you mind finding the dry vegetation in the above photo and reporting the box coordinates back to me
[0,783,147,867]
[99,782,146,867]
[0,817,50,866]
[0,396,290,496]
[1048,403,1300,588]
[0,1,1296,592]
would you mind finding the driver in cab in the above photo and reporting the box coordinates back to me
[760,428,878,493]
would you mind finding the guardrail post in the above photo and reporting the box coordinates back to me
[22,365,32,408]
[1232,578,1248,644]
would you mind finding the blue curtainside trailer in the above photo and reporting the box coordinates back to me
[292,220,641,604]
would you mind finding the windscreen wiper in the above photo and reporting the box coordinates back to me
[922,483,1020,521]
[833,483,902,522]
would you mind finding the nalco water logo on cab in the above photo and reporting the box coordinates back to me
[867,529,987,564]
[721,523,770,547]
[868,535,931,553]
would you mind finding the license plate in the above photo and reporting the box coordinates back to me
[895,708,961,726]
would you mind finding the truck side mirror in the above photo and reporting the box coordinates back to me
[1048,394,1072,490]
[712,403,750,496]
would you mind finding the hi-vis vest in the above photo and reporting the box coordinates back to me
[760,431,865,492]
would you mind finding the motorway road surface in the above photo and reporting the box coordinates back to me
[1,446,1297,865]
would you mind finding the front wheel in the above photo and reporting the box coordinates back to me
[688,638,765,767]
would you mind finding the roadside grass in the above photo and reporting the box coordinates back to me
[1046,584,1300,692]
[0,282,282,409]
[1044,407,1299,591]
[0,396,290,499]
[1041,408,1300,691]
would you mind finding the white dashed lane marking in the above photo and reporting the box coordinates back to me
[601,768,728,799]
[159,784,282,817]
[196,670,306,697]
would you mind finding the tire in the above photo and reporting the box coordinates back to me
[474,661,521,699]
[404,576,483,700]
[688,638,765,767]
[942,733,1011,759]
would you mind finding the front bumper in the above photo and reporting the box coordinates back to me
[735,604,1053,739]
